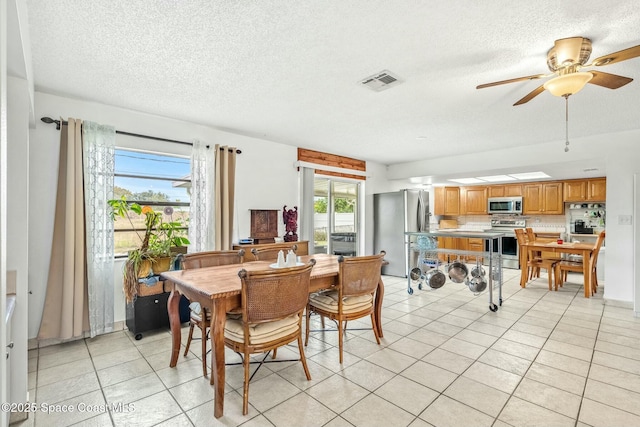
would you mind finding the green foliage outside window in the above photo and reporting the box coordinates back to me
[314,198,354,213]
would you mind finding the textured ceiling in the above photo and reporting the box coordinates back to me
[24,0,640,179]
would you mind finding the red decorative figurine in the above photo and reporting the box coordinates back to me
[283,205,298,242]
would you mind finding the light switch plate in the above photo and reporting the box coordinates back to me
[618,215,633,225]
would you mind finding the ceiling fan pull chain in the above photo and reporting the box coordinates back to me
[565,95,570,152]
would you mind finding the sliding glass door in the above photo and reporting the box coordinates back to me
[313,177,359,256]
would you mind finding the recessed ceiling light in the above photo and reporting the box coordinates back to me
[476,175,517,182]
[448,178,485,184]
[583,168,599,172]
[509,171,551,180]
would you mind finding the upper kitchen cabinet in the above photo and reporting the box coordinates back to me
[564,178,606,202]
[434,187,460,216]
[523,182,564,215]
[587,179,606,201]
[488,184,522,197]
[461,186,487,215]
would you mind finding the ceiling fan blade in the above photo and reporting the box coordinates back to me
[476,74,546,89]
[513,85,545,106]
[588,71,633,89]
[592,44,640,66]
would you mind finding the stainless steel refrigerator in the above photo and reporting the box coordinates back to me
[374,189,430,277]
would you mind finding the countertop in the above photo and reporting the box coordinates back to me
[407,230,505,239]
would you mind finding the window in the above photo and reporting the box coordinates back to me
[113,148,191,256]
[313,177,359,256]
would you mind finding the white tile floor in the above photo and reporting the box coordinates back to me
[16,267,640,427]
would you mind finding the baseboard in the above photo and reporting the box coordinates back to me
[9,410,29,424]
[29,320,128,349]
[603,298,634,309]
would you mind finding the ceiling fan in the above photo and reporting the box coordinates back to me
[477,37,640,106]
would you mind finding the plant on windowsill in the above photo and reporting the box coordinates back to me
[108,196,190,302]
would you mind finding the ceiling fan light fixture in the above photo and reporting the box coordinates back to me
[543,72,593,97]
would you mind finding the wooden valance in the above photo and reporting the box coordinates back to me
[297,148,366,180]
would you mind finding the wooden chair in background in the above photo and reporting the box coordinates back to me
[225,260,315,415]
[556,230,605,295]
[251,243,298,261]
[515,228,559,290]
[305,252,385,364]
[179,249,245,381]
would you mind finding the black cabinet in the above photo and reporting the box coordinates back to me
[126,292,190,340]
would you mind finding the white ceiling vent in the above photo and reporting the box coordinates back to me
[359,70,402,92]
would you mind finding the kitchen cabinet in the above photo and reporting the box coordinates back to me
[466,238,484,262]
[564,178,606,202]
[587,178,606,201]
[563,180,586,202]
[437,236,458,262]
[434,187,460,216]
[523,182,563,215]
[488,184,522,197]
[461,187,487,215]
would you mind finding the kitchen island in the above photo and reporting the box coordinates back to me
[405,230,505,311]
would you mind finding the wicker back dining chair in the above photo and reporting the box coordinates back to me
[225,259,315,415]
[251,243,298,261]
[305,251,385,364]
[555,230,605,295]
[180,249,245,381]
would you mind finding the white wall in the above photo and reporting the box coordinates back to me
[7,76,30,407]
[29,92,389,337]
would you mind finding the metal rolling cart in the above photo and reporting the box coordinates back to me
[407,235,439,294]
[406,230,504,312]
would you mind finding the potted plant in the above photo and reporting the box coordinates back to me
[108,197,190,302]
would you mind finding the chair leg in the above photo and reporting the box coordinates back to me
[547,267,553,291]
[272,348,278,359]
[304,305,311,346]
[370,314,381,344]
[184,322,195,356]
[338,317,344,364]
[200,323,208,378]
[297,335,311,380]
[242,349,250,416]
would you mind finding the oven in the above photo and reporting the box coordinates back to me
[484,234,519,269]
[484,218,525,269]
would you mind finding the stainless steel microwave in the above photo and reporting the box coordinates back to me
[487,197,523,215]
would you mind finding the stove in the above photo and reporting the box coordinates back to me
[487,218,525,269]
[490,218,526,233]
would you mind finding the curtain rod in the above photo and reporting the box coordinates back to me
[40,117,241,154]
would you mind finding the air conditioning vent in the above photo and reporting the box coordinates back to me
[360,70,402,92]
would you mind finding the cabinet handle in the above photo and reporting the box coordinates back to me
[154,299,159,304]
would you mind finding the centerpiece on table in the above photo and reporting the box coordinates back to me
[108,197,190,302]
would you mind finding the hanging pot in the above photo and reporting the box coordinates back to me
[425,267,446,289]
[410,267,422,283]
[470,264,486,278]
[447,257,469,283]
[467,259,487,293]
[466,275,487,293]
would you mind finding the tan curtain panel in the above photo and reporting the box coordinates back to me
[38,118,89,340]
[214,145,237,250]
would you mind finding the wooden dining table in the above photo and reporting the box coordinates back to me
[160,253,385,418]
[519,240,596,298]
